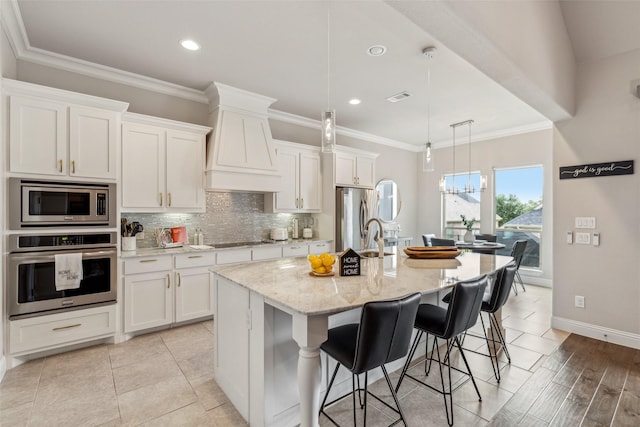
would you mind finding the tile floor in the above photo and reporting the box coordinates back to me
[0,284,566,426]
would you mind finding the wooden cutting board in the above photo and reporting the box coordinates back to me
[404,247,461,259]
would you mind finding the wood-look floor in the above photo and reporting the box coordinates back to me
[489,333,640,426]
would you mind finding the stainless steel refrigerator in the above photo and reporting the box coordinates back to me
[335,187,379,252]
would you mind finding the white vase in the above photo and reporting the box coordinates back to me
[463,230,474,243]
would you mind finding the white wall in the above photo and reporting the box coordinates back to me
[0,14,7,381]
[419,129,553,285]
[553,49,640,344]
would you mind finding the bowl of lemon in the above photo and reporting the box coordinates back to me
[308,253,337,276]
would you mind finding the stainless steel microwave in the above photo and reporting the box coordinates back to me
[9,178,116,229]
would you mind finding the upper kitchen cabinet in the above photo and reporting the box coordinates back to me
[265,140,322,213]
[333,146,378,188]
[5,79,128,181]
[121,113,211,213]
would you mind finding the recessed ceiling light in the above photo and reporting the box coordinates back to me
[349,98,361,105]
[180,39,200,51]
[367,45,387,57]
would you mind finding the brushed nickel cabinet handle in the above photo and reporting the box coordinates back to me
[160,192,163,206]
[167,273,171,288]
[188,255,203,259]
[301,198,304,208]
[59,159,63,172]
[53,323,81,331]
[72,160,76,174]
[177,272,181,287]
[168,192,172,207]
[140,259,158,263]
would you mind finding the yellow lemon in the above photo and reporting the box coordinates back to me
[314,266,327,274]
[322,254,335,267]
[310,258,322,269]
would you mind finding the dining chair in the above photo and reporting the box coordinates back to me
[430,237,456,247]
[422,233,436,246]
[510,240,528,294]
[319,292,421,426]
[475,233,497,242]
[396,276,488,426]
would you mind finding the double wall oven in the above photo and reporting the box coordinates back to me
[7,179,118,319]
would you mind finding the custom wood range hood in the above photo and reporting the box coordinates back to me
[204,82,282,192]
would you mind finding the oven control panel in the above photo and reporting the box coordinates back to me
[10,232,117,252]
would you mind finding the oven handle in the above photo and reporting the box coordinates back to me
[9,248,117,263]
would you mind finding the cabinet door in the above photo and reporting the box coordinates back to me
[274,148,298,211]
[122,123,165,209]
[124,271,173,333]
[9,96,67,176]
[166,130,205,210]
[69,107,118,180]
[356,156,376,188]
[175,268,213,323]
[335,152,356,186]
[299,151,321,211]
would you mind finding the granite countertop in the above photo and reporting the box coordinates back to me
[211,252,513,316]
[119,239,332,258]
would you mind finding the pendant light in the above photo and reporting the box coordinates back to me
[422,46,436,172]
[321,6,336,153]
[440,119,487,194]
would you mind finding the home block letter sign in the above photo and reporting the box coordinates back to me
[339,248,361,276]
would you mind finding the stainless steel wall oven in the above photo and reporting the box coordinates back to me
[8,232,117,318]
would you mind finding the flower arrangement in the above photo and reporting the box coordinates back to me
[460,214,476,231]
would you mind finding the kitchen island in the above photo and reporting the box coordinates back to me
[211,252,512,427]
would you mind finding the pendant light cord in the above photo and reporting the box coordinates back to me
[327,6,330,110]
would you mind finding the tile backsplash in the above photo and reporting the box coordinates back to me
[124,192,314,248]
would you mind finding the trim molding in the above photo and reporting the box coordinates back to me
[0,356,6,382]
[552,316,640,350]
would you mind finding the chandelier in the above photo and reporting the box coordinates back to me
[439,119,487,194]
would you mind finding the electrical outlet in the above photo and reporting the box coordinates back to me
[592,233,600,246]
[575,295,585,308]
[575,232,590,244]
[136,232,145,240]
[566,231,573,244]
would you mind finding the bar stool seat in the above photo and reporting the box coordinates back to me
[320,292,421,426]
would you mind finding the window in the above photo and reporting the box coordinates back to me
[441,172,482,241]
[494,166,543,269]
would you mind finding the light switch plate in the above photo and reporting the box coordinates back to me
[575,217,596,229]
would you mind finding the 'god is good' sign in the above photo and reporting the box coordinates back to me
[559,160,634,180]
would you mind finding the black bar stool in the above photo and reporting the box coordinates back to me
[319,292,421,426]
[395,276,488,426]
[510,240,528,294]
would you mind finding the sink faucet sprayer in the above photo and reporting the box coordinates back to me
[365,218,385,258]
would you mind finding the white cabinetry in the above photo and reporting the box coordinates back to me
[334,148,377,188]
[266,141,321,212]
[121,113,211,212]
[123,253,215,333]
[5,79,127,180]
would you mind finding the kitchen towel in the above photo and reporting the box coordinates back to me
[55,253,83,291]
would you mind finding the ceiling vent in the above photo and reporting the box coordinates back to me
[386,91,412,103]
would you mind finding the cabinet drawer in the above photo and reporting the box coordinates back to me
[252,246,282,261]
[123,256,172,275]
[175,252,216,269]
[9,305,116,354]
[216,249,252,265]
[282,244,309,257]
[308,242,331,254]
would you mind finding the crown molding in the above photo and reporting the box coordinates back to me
[430,120,553,149]
[1,0,208,104]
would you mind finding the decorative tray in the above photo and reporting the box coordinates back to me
[403,246,461,259]
[309,271,335,277]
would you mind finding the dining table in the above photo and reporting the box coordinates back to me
[456,240,506,252]
[211,251,513,427]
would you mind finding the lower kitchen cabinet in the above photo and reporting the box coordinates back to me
[123,253,215,333]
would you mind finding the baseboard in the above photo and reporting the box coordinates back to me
[552,316,640,350]
[520,274,552,288]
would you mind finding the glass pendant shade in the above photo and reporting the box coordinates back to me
[321,110,336,153]
[422,142,434,172]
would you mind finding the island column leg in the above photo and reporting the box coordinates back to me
[292,313,329,427]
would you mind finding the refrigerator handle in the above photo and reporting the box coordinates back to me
[360,198,367,238]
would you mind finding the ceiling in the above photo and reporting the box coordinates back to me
[8,1,640,149]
